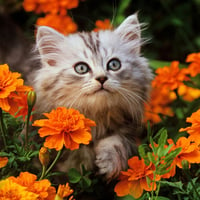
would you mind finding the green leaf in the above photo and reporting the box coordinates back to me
[138,144,150,166]
[158,130,168,146]
[68,168,82,183]
[164,147,182,162]
[80,176,92,189]
[147,152,156,164]
[149,137,156,154]
[159,180,184,190]
[149,60,172,70]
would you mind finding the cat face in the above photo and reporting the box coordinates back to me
[33,14,152,121]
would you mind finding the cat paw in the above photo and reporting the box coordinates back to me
[94,137,127,181]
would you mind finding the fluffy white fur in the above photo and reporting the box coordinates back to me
[30,14,152,180]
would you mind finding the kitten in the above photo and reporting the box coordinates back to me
[30,14,152,181]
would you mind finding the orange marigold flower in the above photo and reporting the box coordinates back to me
[180,109,200,145]
[36,14,77,35]
[94,19,113,32]
[114,156,160,199]
[32,107,96,151]
[9,171,56,200]
[23,0,79,15]
[152,61,190,91]
[0,64,32,115]
[144,86,175,124]
[186,52,200,77]
[0,157,8,168]
[55,183,73,200]
[168,137,200,169]
[0,179,38,200]
[180,109,200,136]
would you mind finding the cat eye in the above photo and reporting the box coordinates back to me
[74,62,90,74]
[107,58,121,71]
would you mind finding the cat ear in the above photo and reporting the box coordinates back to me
[36,26,65,67]
[115,14,142,54]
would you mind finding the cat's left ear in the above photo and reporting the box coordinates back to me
[115,13,142,54]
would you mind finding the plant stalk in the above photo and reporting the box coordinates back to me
[39,150,62,180]
[0,108,7,150]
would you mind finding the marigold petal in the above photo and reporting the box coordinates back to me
[0,157,8,168]
[129,181,143,199]
[140,177,156,191]
[114,179,129,197]
[0,98,10,111]
[70,129,92,144]
[38,127,61,137]
[44,134,64,151]
[64,134,79,150]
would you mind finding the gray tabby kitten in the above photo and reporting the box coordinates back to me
[31,14,152,180]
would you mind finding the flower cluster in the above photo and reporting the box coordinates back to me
[93,19,113,32]
[115,129,200,199]
[145,53,200,124]
[0,171,74,200]
[23,0,79,35]
[0,64,32,120]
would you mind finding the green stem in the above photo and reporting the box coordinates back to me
[40,150,62,180]
[25,107,32,150]
[0,108,7,150]
[39,165,46,181]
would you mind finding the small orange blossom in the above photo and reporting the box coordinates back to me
[0,64,31,113]
[36,13,77,35]
[23,0,79,15]
[94,19,113,32]
[152,61,190,91]
[186,52,200,77]
[114,156,160,199]
[167,137,200,169]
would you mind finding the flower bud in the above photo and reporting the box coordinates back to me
[39,147,50,167]
[27,91,36,109]
[181,160,190,170]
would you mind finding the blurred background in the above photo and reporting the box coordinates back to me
[0,0,200,68]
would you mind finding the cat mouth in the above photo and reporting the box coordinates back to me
[94,86,110,94]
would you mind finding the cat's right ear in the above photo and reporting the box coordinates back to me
[114,14,142,54]
[36,26,65,67]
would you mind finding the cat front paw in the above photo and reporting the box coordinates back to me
[95,137,127,181]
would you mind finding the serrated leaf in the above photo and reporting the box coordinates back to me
[147,152,156,164]
[68,168,82,183]
[164,148,182,162]
[159,180,184,190]
[150,137,156,153]
[158,130,168,147]
[138,144,150,166]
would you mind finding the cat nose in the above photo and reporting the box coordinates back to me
[95,76,108,84]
